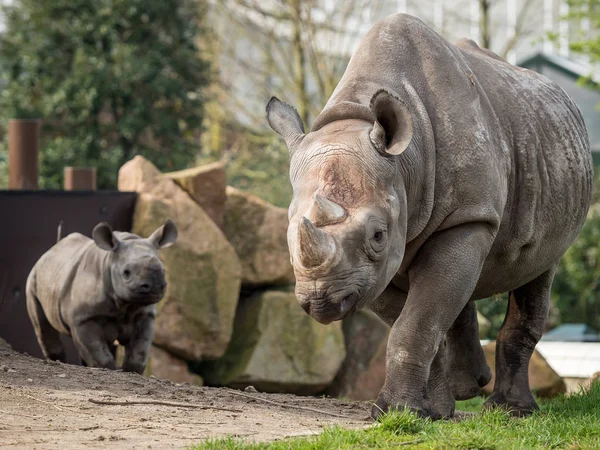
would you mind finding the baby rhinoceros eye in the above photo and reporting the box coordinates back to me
[123,269,131,278]
[373,231,384,242]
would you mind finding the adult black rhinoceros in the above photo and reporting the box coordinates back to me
[266,14,592,419]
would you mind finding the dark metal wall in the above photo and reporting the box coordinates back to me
[0,191,137,364]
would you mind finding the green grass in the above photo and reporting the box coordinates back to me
[191,382,600,450]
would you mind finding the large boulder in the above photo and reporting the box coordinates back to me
[223,187,295,287]
[327,310,389,401]
[164,162,227,229]
[119,156,242,361]
[145,345,203,385]
[481,341,566,398]
[200,290,345,395]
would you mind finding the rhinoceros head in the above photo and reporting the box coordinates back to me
[266,90,414,324]
[92,220,178,305]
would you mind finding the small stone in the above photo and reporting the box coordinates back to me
[27,378,33,382]
[57,373,67,378]
[7,369,16,373]
[244,386,258,393]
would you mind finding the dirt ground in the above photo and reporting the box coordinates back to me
[0,341,372,449]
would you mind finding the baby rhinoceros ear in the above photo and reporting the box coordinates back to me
[148,219,178,249]
[92,222,119,251]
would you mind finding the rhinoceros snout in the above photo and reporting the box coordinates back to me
[295,289,358,324]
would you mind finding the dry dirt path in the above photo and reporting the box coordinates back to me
[0,344,372,449]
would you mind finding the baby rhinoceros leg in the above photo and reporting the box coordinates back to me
[446,301,492,400]
[71,320,116,369]
[121,310,155,375]
[26,292,66,363]
[483,266,555,416]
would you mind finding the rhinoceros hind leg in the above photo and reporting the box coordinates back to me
[483,266,555,416]
[447,301,492,400]
[427,340,455,418]
[26,291,66,363]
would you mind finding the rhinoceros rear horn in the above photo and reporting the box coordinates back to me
[306,194,346,226]
[297,217,336,268]
[369,89,414,156]
[266,97,306,152]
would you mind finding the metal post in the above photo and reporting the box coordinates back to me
[8,119,40,190]
[63,167,97,191]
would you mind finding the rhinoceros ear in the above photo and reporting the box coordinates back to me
[92,222,119,251]
[149,219,178,249]
[266,97,305,152]
[369,90,414,156]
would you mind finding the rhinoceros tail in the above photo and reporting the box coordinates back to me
[57,221,64,243]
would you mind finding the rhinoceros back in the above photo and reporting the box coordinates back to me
[27,233,104,335]
[311,14,593,293]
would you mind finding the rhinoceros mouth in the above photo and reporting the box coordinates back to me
[301,292,358,324]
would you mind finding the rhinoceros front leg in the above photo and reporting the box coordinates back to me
[72,320,116,369]
[446,301,492,400]
[483,266,554,416]
[372,224,493,420]
[371,282,454,418]
[122,311,155,374]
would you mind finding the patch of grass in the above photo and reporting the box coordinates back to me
[191,383,600,450]
[455,395,486,413]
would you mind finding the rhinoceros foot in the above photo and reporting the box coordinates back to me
[371,392,443,421]
[449,365,492,401]
[483,391,539,417]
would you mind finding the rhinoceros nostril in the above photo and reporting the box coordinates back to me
[139,283,151,292]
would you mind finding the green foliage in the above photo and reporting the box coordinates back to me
[567,0,600,67]
[477,294,508,339]
[198,131,292,208]
[0,0,209,189]
[552,204,600,331]
[225,137,292,209]
[192,384,600,449]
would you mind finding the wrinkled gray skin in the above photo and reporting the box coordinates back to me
[267,14,592,420]
[26,220,178,374]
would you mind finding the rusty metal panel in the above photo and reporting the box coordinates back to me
[8,119,40,190]
[64,167,97,191]
[0,190,137,364]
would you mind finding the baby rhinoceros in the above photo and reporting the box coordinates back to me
[26,220,178,374]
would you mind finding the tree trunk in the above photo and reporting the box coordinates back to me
[480,0,491,49]
[291,0,309,127]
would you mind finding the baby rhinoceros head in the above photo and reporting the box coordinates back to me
[91,220,178,305]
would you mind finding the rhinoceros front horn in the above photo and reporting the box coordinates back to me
[297,217,336,268]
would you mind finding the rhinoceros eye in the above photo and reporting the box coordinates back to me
[123,269,131,278]
[373,231,384,242]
